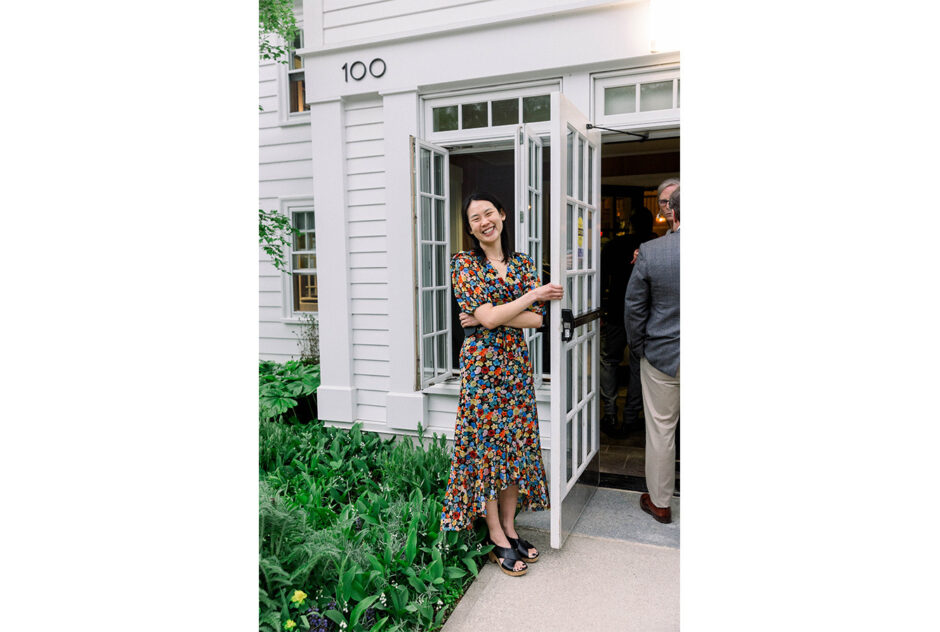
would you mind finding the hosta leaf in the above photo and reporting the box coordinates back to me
[350,594,379,628]
[444,566,467,579]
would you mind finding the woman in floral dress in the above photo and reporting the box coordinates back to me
[440,191,564,577]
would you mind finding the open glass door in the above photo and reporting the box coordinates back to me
[515,124,544,389]
[548,93,602,549]
[412,137,452,389]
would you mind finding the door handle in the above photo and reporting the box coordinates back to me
[561,309,574,342]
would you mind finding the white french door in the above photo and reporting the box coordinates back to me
[515,124,544,389]
[548,93,602,549]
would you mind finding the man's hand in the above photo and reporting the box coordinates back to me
[631,248,639,264]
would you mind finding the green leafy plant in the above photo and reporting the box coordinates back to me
[296,313,320,365]
[260,209,298,273]
[259,0,299,63]
[260,361,320,422]
[259,363,491,630]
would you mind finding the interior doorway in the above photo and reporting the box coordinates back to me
[595,135,680,495]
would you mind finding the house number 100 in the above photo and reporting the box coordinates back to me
[342,58,386,82]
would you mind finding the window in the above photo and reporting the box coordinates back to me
[423,81,559,143]
[291,208,317,312]
[288,31,309,114]
[592,67,679,128]
[431,94,550,133]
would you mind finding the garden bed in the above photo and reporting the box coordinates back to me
[259,361,492,632]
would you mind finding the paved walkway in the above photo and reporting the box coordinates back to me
[442,488,679,632]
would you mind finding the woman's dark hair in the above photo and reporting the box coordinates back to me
[461,191,515,262]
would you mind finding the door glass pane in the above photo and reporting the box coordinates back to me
[586,401,593,456]
[522,95,550,122]
[586,338,593,397]
[492,99,518,126]
[577,275,584,313]
[604,85,636,115]
[433,153,443,195]
[577,409,583,468]
[588,145,594,205]
[566,418,573,481]
[436,332,448,374]
[462,102,487,129]
[566,204,574,270]
[577,207,584,269]
[576,134,583,201]
[423,336,434,376]
[433,106,457,132]
[420,148,431,193]
[575,342,582,403]
[566,128,574,197]
[434,289,445,330]
[587,209,593,270]
[529,140,536,185]
[640,80,674,112]
[422,290,433,335]
[434,199,445,241]
[421,245,433,286]
[435,247,447,286]
[529,191,537,240]
[566,348,573,413]
[421,197,431,240]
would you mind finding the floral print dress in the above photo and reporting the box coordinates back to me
[440,250,550,531]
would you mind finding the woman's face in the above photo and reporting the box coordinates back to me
[466,199,506,247]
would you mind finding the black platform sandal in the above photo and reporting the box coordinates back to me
[507,536,539,563]
[486,538,528,577]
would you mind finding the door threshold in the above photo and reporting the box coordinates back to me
[598,472,680,497]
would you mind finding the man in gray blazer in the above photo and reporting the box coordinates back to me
[624,186,680,523]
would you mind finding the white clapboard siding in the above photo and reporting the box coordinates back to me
[320,0,600,46]
[259,54,315,364]
[346,96,390,424]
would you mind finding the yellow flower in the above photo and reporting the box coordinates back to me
[284,620,296,630]
[291,590,307,604]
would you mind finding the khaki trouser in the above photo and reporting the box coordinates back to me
[640,357,680,509]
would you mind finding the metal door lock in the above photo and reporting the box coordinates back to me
[561,309,574,342]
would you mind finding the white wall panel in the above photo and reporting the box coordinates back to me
[351,299,388,314]
[350,267,389,284]
[348,219,387,237]
[348,235,388,253]
[354,374,391,391]
[357,389,389,407]
[353,344,391,361]
[259,159,315,181]
[347,155,385,174]
[354,359,391,376]
[349,282,389,300]
[345,139,385,159]
[346,171,386,190]
[356,404,386,422]
[348,204,386,222]
[261,142,313,164]
[351,314,390,329]
[258,42,314,363]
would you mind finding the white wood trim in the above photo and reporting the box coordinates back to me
[298,0,644,56]
[310,98,357,423]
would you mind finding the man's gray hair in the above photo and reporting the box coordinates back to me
[657,178,680,195]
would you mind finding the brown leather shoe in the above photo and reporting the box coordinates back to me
[640,493,672,524]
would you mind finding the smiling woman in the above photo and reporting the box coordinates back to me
[439,191,564,578]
